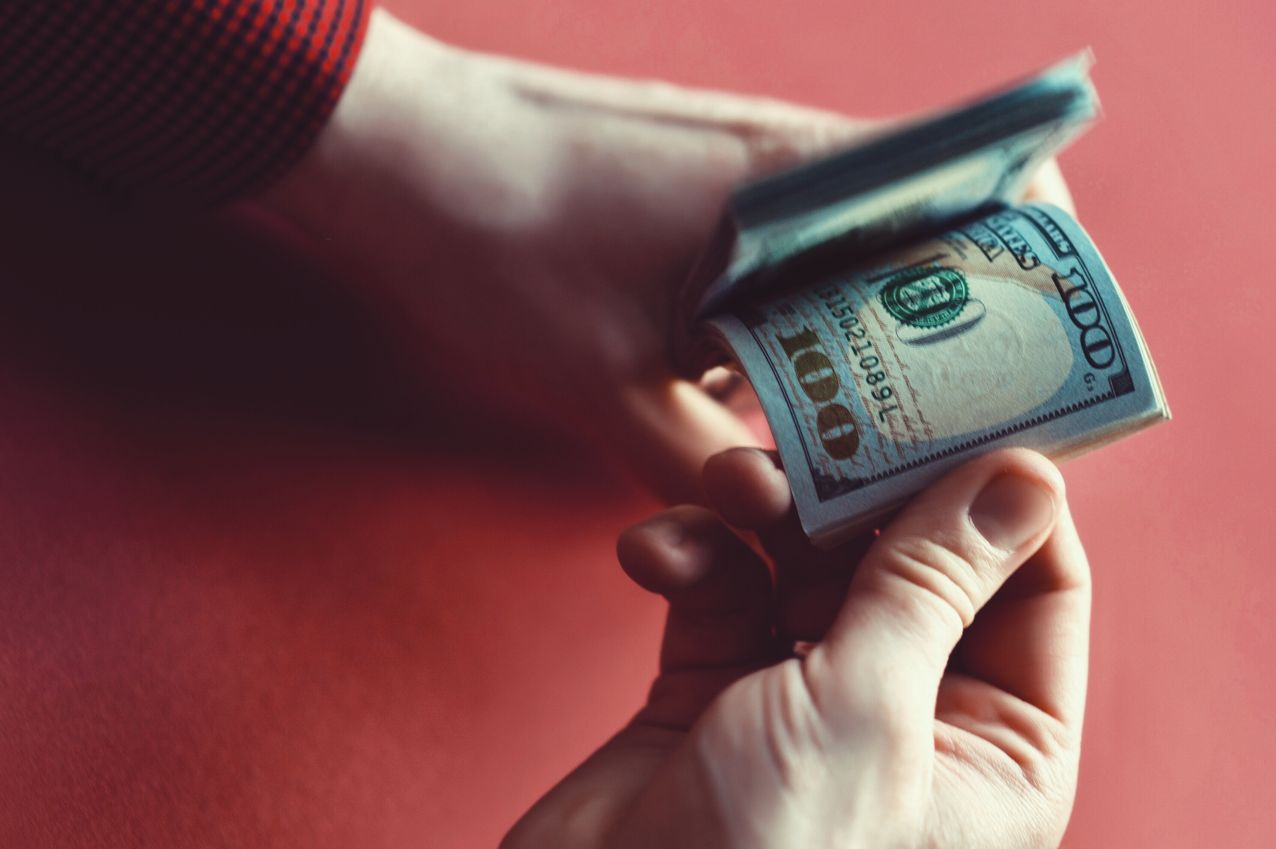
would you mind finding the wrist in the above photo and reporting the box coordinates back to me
[259,9,561,260]
[257,9,449,245]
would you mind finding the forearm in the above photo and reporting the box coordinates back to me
[258,10,566,266]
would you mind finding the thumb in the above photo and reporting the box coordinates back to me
[608,379,760,505]
[809,449,1063,740]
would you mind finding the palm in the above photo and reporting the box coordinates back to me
[929,677,1069,849]
[506,654,1071,849]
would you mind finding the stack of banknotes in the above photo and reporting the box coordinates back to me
[679,53,1169,547]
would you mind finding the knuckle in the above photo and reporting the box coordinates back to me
[739,131,798,175]
[877,532,988,628]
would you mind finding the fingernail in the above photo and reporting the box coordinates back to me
[644,515,687,550]
[745,448,792,506]
[701,367,745,401]
[745,446,785,472]
[969,474,1056,550]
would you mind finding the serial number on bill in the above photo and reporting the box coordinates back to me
[817,287,900,423]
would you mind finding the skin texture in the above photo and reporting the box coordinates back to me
[503,447,1090,848]
[260,11,1089,845]
[262,9,1074,504]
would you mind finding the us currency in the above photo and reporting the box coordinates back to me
[685,52,1099,321]
[701,204,1168,547]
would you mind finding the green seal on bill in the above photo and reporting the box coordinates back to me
[879,266,969,329]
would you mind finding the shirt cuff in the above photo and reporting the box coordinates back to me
[0,0,374,204]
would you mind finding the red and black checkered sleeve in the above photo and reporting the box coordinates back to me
[0,0,371,203]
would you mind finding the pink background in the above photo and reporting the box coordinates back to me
[1,1,1273,846]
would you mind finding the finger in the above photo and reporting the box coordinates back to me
[612,379,760,505]
[698,367,770,439]
[505,56,879,183]
[505,56,874,148]
[811,449,1064,730]
[702,446,828,566]
[703,446,792,530]
[703,446,876,643]
[698,366,746,401]
[616,505,775,673]
[774,568,855,643]
[703,446,873,575]
[510,505,771,838]
[950,500,1091,727]
[1022,157,1075,215]
[733,112,882,178]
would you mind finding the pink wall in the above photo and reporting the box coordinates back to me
[0,1,1270,847]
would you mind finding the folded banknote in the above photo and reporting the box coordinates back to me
[679,52,1169,546]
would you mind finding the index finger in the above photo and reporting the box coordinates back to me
[1021,157,1076,215]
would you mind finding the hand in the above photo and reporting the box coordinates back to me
[261,10,1075,503]
[504,447,1090,849]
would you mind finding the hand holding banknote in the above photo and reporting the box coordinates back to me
[263,10,1076,504]
[504,447,1090,849]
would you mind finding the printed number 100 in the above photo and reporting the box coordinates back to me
[775,327,861,460]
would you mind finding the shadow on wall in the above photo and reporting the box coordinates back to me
[0,142,606,493]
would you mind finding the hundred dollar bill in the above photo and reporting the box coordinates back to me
[680,52,1100,325]
[697,204,1169,547]
[675,52,1167,545]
